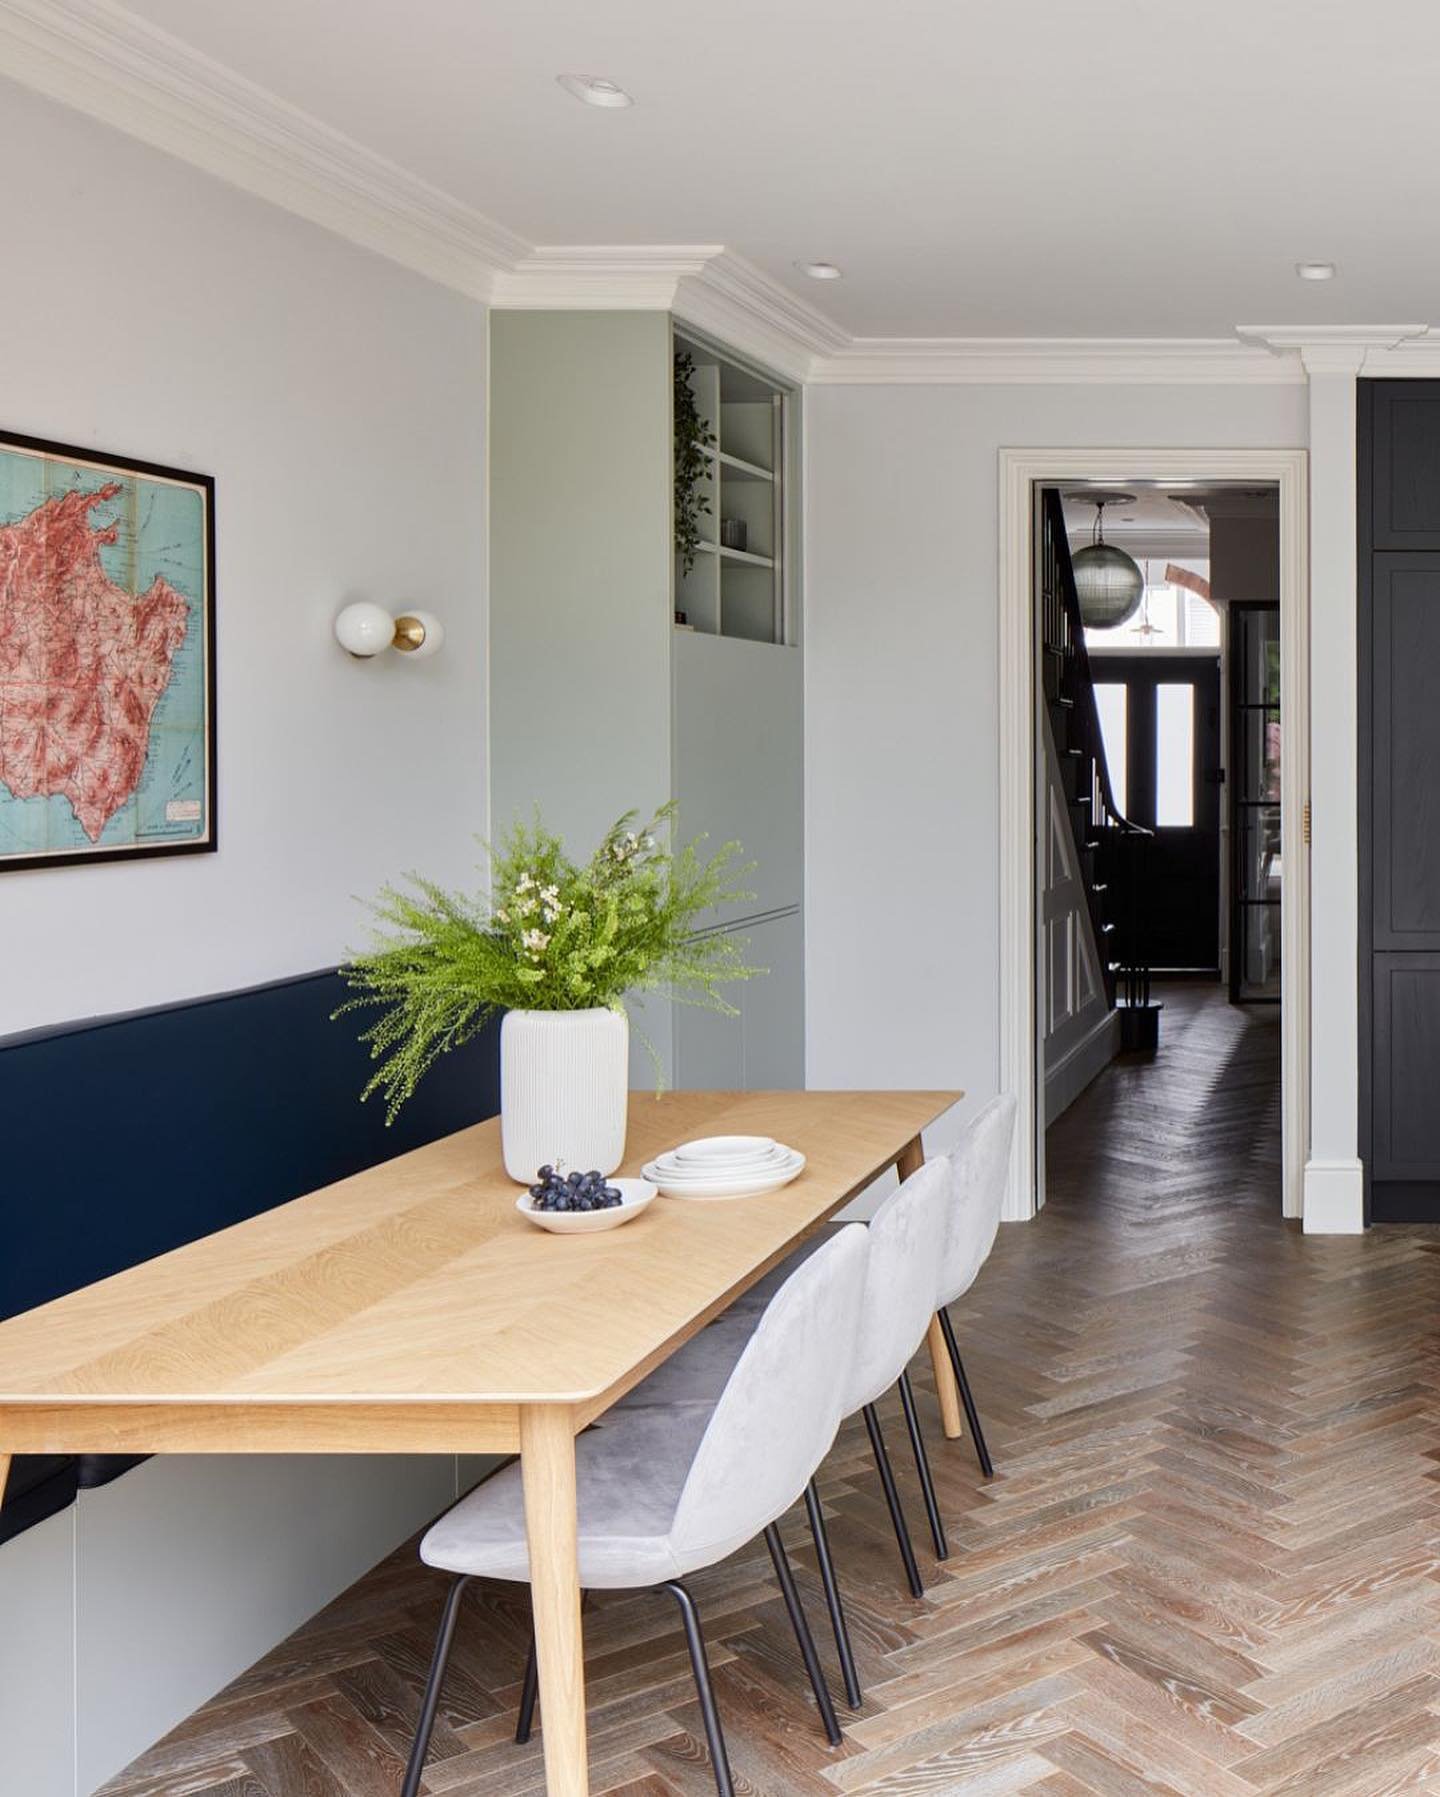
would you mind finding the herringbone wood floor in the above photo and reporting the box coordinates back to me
[102,985,1440,1796]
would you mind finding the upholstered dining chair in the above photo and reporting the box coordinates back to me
[617,1155,955,1703]
[933,1092,1017,1481]
[398,1223,871,1797]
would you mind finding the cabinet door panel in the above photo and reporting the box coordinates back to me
[739,911,805,1090]
[673,632,802,925]
[1373,385,1440,549]
[1372,557,1440,947]
[672,911,803,1092]
[673,995,743,1092]
[1373,955,1440,1179]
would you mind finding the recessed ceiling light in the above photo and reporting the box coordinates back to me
[1296,261,1336,281]
[797,261,843,280]
[557,73,634,108]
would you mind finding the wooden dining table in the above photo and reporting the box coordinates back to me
[0,1087,961,1795]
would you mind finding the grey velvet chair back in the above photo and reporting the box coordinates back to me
[939,1093,1017,1307]
[668,1224,869,1569]
[843,1156,952,1414]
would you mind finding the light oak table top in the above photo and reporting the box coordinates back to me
[0,1087,958,1441]
[0,1087,961,1797]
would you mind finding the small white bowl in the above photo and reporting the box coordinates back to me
[672,1135,777,1164]
[516,1177,658,1235]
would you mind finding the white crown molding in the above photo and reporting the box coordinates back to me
[1237,323,1432,375]
[0,0,529,296]
[491,245,720,311]
[5,2,1435,390]
[810,336,1305,385]
[1069,529,1210,561]
[673,251,849,382]
[490,246,846,382]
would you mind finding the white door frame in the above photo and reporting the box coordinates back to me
[998,448,1310,1223]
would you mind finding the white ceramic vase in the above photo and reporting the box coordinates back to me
[500,1007,629,1183]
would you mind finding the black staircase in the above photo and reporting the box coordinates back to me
[1039,488,1158,1048]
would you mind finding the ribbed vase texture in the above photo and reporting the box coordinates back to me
[500,1007,629,1182]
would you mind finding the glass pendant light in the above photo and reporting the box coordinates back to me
[1072,498,1145,629]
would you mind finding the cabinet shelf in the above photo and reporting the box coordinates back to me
[675,327,788,647]
[719,451,774,483]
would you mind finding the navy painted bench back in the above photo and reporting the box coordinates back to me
[0,968,500,1542]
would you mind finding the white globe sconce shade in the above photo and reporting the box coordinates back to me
[334,602,444,660]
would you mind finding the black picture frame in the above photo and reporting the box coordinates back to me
[0,428,216,872]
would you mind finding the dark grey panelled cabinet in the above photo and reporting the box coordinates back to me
[1361,384,1440,1217]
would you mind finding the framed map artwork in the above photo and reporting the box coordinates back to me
[0,429,215,870]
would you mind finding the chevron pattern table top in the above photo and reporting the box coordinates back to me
[100,986,1440,1796]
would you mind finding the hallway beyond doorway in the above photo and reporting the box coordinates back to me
[1048,981,1280,1216]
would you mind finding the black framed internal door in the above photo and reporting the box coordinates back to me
[1091,653,1222,972]
[1229,605,1281,1003]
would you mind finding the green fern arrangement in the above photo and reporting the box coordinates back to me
[336,805,759,1122]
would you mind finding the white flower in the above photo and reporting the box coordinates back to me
[495,907,510,923]
[522,927,550,954]
[517,872,536,892]
[540,883,560,902]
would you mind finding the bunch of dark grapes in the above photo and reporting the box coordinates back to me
[528,1165,624,1212]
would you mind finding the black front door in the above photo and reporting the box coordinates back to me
[1091,653,1222,972]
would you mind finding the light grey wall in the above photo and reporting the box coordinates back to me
[803,381,1308,1138]
[0,1511,74,1794]
[0,81,494,1793]
[0,78,489,1037]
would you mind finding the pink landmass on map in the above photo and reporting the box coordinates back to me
[0,484,189,842]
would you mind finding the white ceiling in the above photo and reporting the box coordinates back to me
[39,0,1440,338]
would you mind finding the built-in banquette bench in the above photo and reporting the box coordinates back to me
[0,967,500,1547]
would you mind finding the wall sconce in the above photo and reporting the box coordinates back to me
[334,602,444,661]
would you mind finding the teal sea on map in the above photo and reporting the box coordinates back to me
[0,449,209,860]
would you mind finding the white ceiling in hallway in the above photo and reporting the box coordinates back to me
[43,0,1440,337]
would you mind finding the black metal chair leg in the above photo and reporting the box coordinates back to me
[939,1306,995,1479]
[764,1523,843,1746]
[401,1575,470,1797]
[863,1403,924,1599]
[804,1480,862,1708]
[898,1371,949,1561]
[514,1637,539,1744]
[661,1581,735,1797]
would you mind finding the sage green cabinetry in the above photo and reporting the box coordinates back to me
[488,309,803,1089]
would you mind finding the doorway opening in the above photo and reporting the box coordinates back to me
[997,450,1309,1226]
[1040,479,1280,1207]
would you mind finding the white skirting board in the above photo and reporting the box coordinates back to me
[1044,1008,1122,1126]
[0,1453,501,1797]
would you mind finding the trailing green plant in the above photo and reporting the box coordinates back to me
[336,805,760,1122]
[673,351,716,576]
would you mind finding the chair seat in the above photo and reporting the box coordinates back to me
[421,1402,714,1590]
[615,1310,756,1410]
[729,1226,840,1316]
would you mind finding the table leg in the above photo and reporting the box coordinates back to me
[897,1133,966,1442]
[0,1453,10,1507]
[520,1405,588,1796]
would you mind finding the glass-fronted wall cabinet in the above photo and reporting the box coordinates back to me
[673,329,792,645]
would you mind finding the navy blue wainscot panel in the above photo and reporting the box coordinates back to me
[0,966,501,1322]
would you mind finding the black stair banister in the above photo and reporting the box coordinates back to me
[1039,488,1154,1024]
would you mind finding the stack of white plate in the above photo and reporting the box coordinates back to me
[642,1134,806,1201]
